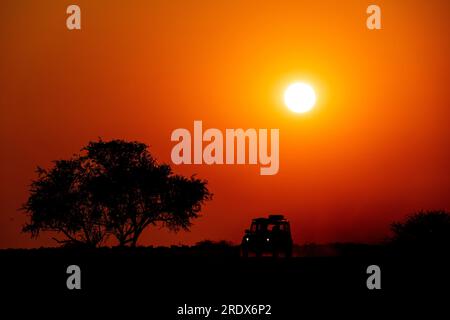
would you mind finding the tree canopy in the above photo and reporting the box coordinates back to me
[22,139,212,247]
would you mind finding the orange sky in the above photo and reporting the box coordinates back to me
[1,0,450,248]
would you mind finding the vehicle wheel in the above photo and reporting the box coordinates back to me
[272,249,279,258]
[285,247,293,258]
[240,246,249,258]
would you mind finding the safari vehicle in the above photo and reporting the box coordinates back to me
[241,215,293,258]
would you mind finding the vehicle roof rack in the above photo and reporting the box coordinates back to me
[268,214,285,220]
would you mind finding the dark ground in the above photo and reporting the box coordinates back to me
[1,244,448,318]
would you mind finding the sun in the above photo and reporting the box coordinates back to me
[284,82,316,113]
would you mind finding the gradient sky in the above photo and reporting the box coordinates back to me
[1,0,450,248]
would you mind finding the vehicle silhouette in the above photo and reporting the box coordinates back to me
[241,215,293,258]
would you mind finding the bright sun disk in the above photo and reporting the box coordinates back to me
[284,82,316,113]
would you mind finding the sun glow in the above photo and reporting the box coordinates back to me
[284,82,316,113]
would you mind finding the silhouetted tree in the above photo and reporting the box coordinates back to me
[22,159,107,247]
[391,210,450,248]
[22,139,212,247]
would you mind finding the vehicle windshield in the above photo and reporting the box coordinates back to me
[250,222,264,232]
[250,221,289,233]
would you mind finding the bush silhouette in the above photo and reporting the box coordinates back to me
[391,210,450,249]
[22,139,212,247]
